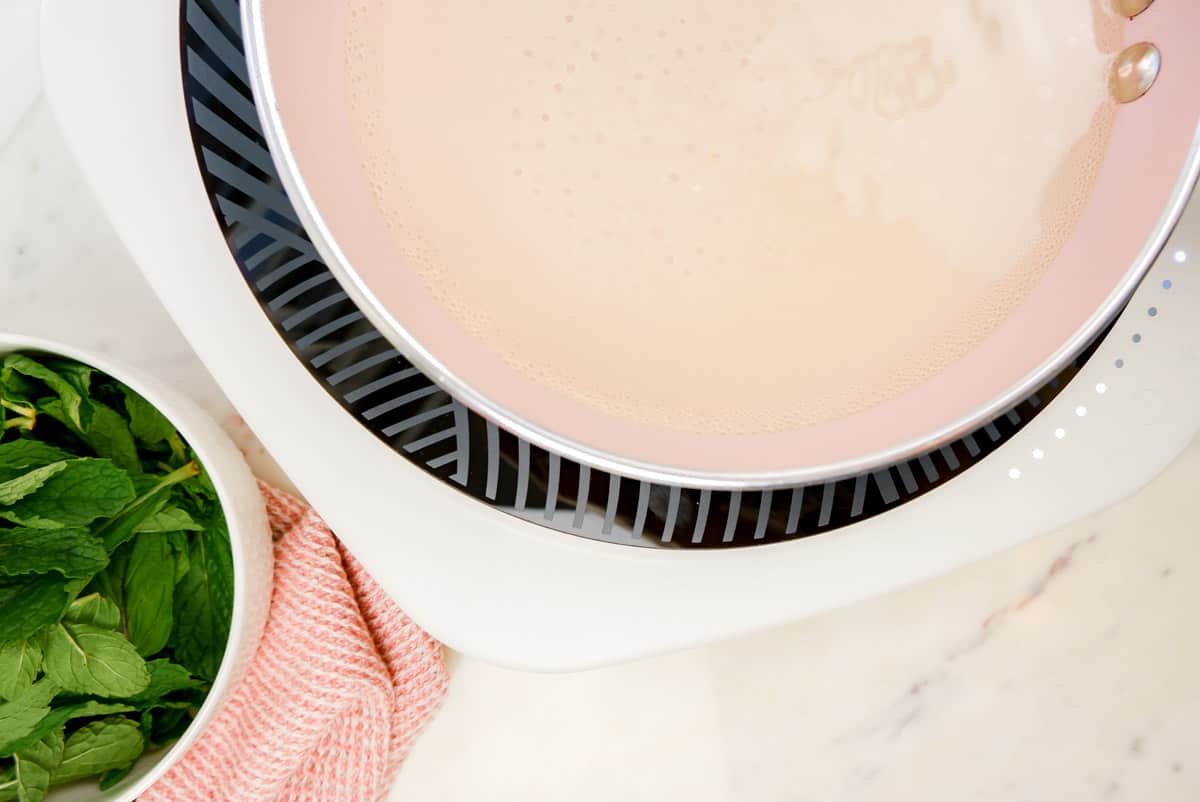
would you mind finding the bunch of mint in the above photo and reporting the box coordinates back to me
[0,353,233,802]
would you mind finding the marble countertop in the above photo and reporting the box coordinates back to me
[4,6,1199,799]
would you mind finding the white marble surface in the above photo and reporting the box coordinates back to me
[0,0,41,148]
[5,10,1200,800]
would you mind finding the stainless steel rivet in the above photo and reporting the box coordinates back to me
[1112,0,1154,18]
[1110,42,1160,104]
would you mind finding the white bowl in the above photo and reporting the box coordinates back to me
[0,333,273,802]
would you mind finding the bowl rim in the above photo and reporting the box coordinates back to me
[0,332,266,801]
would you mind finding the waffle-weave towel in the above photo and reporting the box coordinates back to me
[142,483,449,801]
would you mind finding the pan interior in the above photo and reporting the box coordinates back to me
[343,0,1119,436]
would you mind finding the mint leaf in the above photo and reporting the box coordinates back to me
[36,401,139,475]
[129,660,205,705]
[0,680,57,757]
[171,518,232,681]
[0,576,69,642]
[39,359,91,397]
[97,760,136,791]
[0,513,60,530]
[60,701,135,720]
[136,709,152,742]
[148,706,192,748]
[140,699,195,712]
[42,623,149,698]
[0,642,43,701]
[84,546,128,636]
[78,405,140,475]
[135,506,202,534]
[0,702,134,758]
[0,464,68,506]
[0,528,106,579]
[51,718,143,785]
[62,594,120,631]
[0,767,15,802]
[0,368,36,404]
[12,728,63,802]
[180,450,218,503]
[61,577,89,601]
[95,490,168,555]
[93,462,198,554]
[0,355,91,432]
[0,442,72,484]
[204,511,233,652]
[124,535,174,656]
[121,388,175,446]
[165,531,190,583]
[4,460,134,528]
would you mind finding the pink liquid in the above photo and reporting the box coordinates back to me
[345,0,1119,434]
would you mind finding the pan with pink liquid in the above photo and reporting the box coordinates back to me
[241,0,1200,488]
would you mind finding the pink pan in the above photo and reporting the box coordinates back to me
[243,1,1200,487]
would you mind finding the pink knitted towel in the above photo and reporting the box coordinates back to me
[142,484,449,802]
